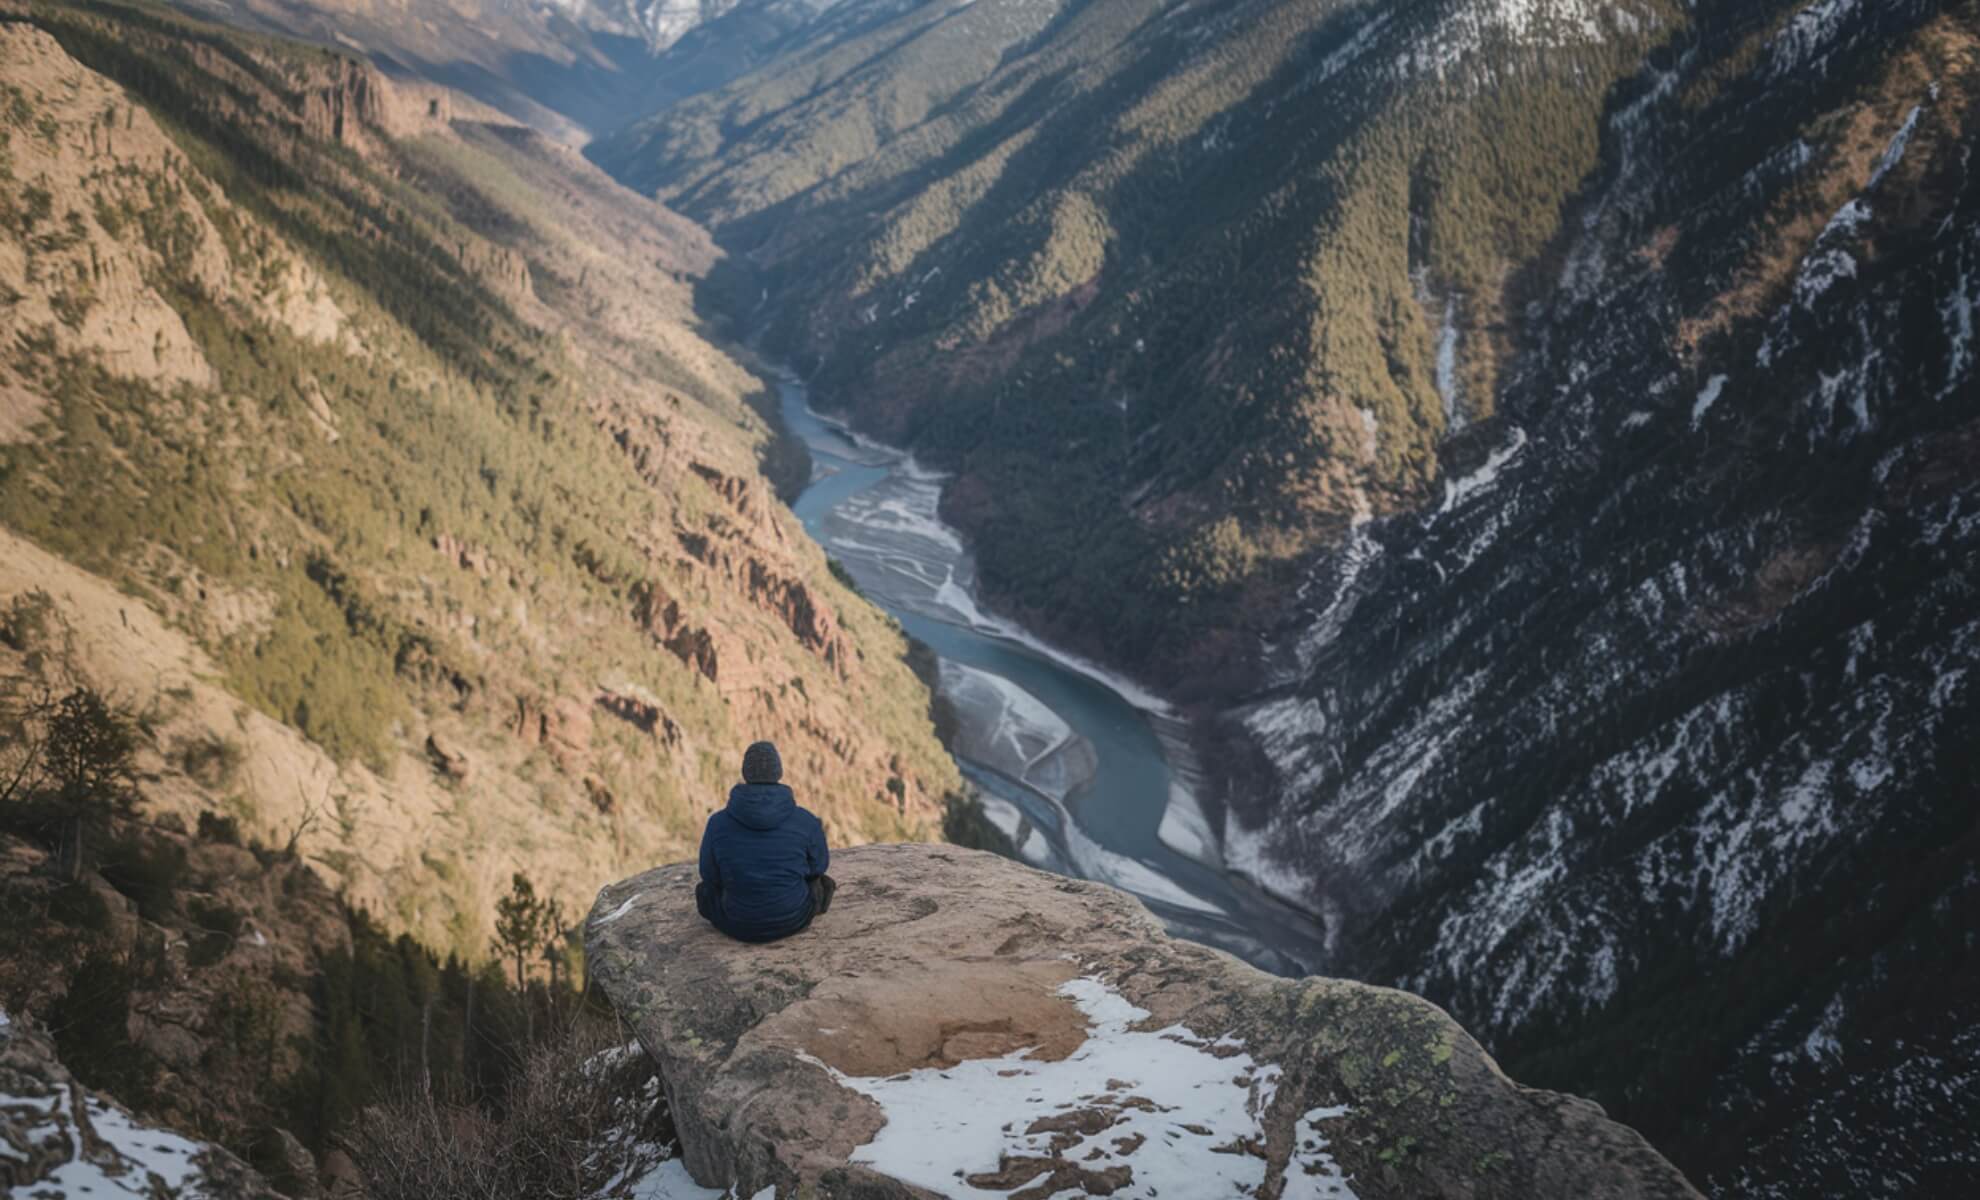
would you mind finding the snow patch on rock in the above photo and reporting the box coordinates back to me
[828,976,1358,1200]
[1440,425,1529,512]
[1691,374,1729,429]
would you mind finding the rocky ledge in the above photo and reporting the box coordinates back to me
[585,844,1699,1199]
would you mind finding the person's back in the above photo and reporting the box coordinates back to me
[696,741,833,942]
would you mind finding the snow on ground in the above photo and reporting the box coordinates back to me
[3,1084,207,1198]
[628,1159,721,1198]
[1439,425,1528,512]
[1279,10,1392,106]
[975,790,1058,866]
[1156,779,1219,864]
[939,660,1081,794]
[1222,809,1323,912]
[1766,0,1864,79]
[1870,104,1923,187]
[1435,293,1463,429]
[1062,816,1227,916]
[593,893,645,927]
[624,1159,774,1200]
[1940,253,1974,399]
[1397,0,1609,81]
[1283,1106,1357,1200]
[828,977,1357,1200]
[1243,695,1330,796]
[1692,374,1730,429]
[1794,247,1857,307]
[1280,524,1382,681]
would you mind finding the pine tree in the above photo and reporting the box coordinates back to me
[493,871,552,1043]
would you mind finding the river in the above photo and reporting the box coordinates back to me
[780,380,1331,976]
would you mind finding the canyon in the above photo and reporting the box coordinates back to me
[2,0,1975,1196]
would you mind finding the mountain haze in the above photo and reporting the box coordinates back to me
[178,0,856,137]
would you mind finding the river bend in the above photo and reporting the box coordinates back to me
[780,381,1329,975]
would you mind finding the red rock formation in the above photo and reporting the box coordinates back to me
[595,686,680,746]
[423,733,469,781]
[513,693,594,770]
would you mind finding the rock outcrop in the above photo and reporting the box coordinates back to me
[586,845,1699,1199]
[0,1011,281,1199]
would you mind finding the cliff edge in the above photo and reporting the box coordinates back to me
[585,844,1699,1199]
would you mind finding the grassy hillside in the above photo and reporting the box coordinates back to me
[590,0,1693,690]
[0,0,960,959]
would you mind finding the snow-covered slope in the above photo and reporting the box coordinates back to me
[548,0,846,50]
[1214,0,1980,1192]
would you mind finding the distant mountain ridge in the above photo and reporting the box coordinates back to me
[14,0,1970,1194]
[175,0,850,136]
[590,0,1690,683]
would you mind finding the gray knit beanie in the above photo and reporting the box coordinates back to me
[741,740,783,784]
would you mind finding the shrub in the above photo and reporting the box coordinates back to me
[47,881,113,932]
[45,688,140,812]
[197,809,243,845]
[339,1023,675,1200]
[942,789,1019,860]
[187,896,245,967]
[1,687,142,875]
[826,557,863,596]
[98,831,188,922]
[0,588,56,650]
[50,952,142,1096]
[177,735,246,788]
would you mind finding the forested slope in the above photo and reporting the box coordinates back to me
[593,0,1693,687]
[0,0,958,962]
[1211,1,1980,1192]
[591,0,1980,1192]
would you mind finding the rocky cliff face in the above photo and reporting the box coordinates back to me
[587,844,1701,1199]
[0,2,958,963]
[590,0,1696,684]
[1205,1,1980,1192]
[0,820,351,1185]
[583,0,1980,1192]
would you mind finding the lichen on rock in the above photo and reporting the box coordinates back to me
[586,844,1700,1199]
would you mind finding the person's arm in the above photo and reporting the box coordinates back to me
[699,815,722,888]
[806,813,829,878]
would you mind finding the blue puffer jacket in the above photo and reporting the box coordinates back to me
[697,783,828,942]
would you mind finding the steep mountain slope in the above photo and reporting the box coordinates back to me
[0,0,958,958]
[182,0,855,138]
[593,0,1698,688]
[590,0,1980,1192]
[1211,1,1980,1192]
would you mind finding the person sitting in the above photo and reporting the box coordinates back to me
[695,741,835,942]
